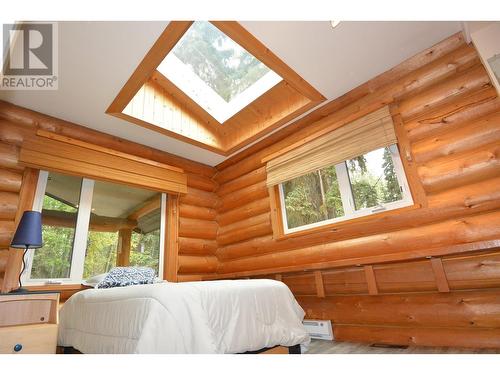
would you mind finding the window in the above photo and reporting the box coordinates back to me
[24,171,166,285]
[157,21,282,123]
[30,173,82,280]
[280,145,413,233]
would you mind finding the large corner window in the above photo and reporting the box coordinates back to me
[24,171,166,285]
[280,145,413,233]
[157,21,282,123]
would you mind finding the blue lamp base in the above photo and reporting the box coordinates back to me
[9,288,30,294]
[9,247,29,294]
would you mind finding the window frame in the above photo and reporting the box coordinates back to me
[278,144,415,235]
[157,20,283,124]
[23,170,167,286]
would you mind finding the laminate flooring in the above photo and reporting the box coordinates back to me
[306,339,500,354]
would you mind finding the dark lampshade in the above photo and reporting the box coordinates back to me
[10,210,43,249]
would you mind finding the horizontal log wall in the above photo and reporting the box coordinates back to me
[2,32,500,349]
[0,101,219,291]
[0,142,23,289]
[213,33,500,348]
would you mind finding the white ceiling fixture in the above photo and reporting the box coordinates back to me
[330,21,341,29]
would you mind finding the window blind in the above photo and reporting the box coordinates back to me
[19,130,188,195]
[265,106,397,187]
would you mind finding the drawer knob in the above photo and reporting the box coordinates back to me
[13,344,23,352]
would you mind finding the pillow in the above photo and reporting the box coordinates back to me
[96,267,156,289]
[82,272,108,288]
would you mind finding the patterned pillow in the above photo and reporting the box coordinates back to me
[96,267,156,289]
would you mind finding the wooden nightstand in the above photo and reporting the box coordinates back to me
[0,292,59,354]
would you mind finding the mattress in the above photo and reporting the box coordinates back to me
[58,279,310,354]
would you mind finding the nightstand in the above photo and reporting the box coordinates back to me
[0,292,59,354]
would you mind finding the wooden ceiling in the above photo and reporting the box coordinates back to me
[106,21,325,156]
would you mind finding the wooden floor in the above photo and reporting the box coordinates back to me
[306,340,500,354]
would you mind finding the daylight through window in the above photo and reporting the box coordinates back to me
[157,21,282,123]
[280,145,413,232]
[25,171,166,285]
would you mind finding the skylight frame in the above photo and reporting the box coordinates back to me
[107,21,326,155]
[157,21,283,124]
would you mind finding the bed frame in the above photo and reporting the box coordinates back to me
[58,344,301,354]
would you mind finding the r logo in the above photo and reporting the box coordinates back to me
[3,23,53,76]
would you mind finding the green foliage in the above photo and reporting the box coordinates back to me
[283,167,344,229]
[347,155,368,174]
[31,193,161,280]
[321,167,344,218]
[43,195,77,212]
[83,231,117,279]
[382,147,403,202]
[347,155,383,210]
[173,21,270,102]
[130,230,161,273]
[282,147,405,228]
[31,195,77,279]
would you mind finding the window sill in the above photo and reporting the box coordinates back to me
[274,203,422,240]
[26,284,91,302]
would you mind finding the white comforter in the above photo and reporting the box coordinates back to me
[58,279,310,353]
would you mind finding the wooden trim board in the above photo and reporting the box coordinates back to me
[106,21,325,155]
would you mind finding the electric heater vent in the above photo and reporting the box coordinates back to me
[302,319,333,340]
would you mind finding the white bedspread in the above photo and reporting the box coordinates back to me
[58,279,310,354]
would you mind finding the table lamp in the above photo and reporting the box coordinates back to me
[10,210,43,293]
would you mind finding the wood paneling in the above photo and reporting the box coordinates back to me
[364,266,378,295]
[0,143,20,170]
[0,192,19,220]
[217,197,270,227]
[164,195,179,282]
[0,169,22,193]
[177,255,218,274]
[298,290,500,328]
[406,87,500,143]
[178,237,217,256]
[121,79,222,152]
[334,325,500,349]
[430,257,450,293]
[411,111,500,163]
[106,21,194,114]
[398,65,491,121]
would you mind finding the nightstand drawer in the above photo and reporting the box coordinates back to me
[0,324,58,354]
[0,299,52,326]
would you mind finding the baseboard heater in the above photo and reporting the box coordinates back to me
[303,320,333,340]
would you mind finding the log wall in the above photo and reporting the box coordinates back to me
[0,101,219,291]
[2,32,500,349]
[212,33,500,348]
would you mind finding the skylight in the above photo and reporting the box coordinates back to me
[157,21,282,123]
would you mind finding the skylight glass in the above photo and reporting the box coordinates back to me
[157,21,282,123]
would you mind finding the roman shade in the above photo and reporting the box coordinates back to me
[19,130,187,194]
[265,106,397,187]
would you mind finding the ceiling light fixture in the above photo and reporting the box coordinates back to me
[330,21,341,29]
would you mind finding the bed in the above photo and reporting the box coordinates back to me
[58,279,310,354]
